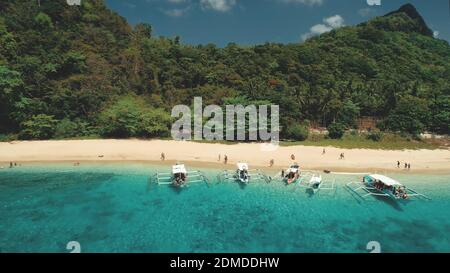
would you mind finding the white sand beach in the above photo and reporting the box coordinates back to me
[0,139,449,174]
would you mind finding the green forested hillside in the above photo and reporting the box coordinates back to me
[0,1,449,140]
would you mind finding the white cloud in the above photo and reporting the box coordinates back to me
[324,14,344,28]
[301,15,344,41]
[310,24,333,34]
[167,0,188,3]
[433,31,439,38]
[279,0,324,6]
[164,8,190,17]
[200,0,236,12]
[163,0,323,14]
[163,0,191,17]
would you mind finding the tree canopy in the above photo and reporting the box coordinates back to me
[0,1,449,140]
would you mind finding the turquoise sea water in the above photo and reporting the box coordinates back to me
[0,163,449,253]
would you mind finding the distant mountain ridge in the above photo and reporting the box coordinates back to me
[384,3,434,37]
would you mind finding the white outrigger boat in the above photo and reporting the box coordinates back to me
[297,172,336,194]
[282,164,301,184]
[218,163,270,184]
[153,164,209,188]
[346,174,430,201]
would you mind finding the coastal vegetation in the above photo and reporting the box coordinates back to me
[280,132,443,150]
[192,131,443,150]
[0,1,449,146]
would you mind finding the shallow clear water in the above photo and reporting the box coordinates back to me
[0,163,449,253]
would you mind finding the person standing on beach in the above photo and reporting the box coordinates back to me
[404,163,408,169]
[291,154,295,161]
[397,161,400,168]
[322,149,326,155]
[160,153,165,161]
[269,159,274,167]
[9,162,13,168]
[218,154,221,162]
[224,155,228,164]
[408,163,411,170]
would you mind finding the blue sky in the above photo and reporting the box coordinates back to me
[105,0,450,46]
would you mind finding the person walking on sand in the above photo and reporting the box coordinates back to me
[339,153,345,160]
[322,148,326,155]
[404,163,408,169]
[218,154,221,162]
[291,154,295,161]
[397,161,400,168]
[224,155,228,164]
[269,159,274,167]
[408,163,411,170]
[160,153,165,161]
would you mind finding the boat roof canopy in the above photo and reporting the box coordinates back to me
[172,164,187,174]
[310,175,322,183]
[237,163,249,171]
[287,164,300,172]
[369,174,402,186]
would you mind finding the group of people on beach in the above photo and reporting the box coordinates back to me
[397,161,411,170]
[217,154,228,164]
[161,152,231,164]
[156,149,414,173]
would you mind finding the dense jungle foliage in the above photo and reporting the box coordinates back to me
[0,1,449,140]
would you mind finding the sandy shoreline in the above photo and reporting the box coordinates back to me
[0,139,449,174]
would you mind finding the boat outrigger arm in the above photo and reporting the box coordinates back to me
[346,174,431,201]
[297,172,336,194]
[154,164,209,187]
[218,163,271,184]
